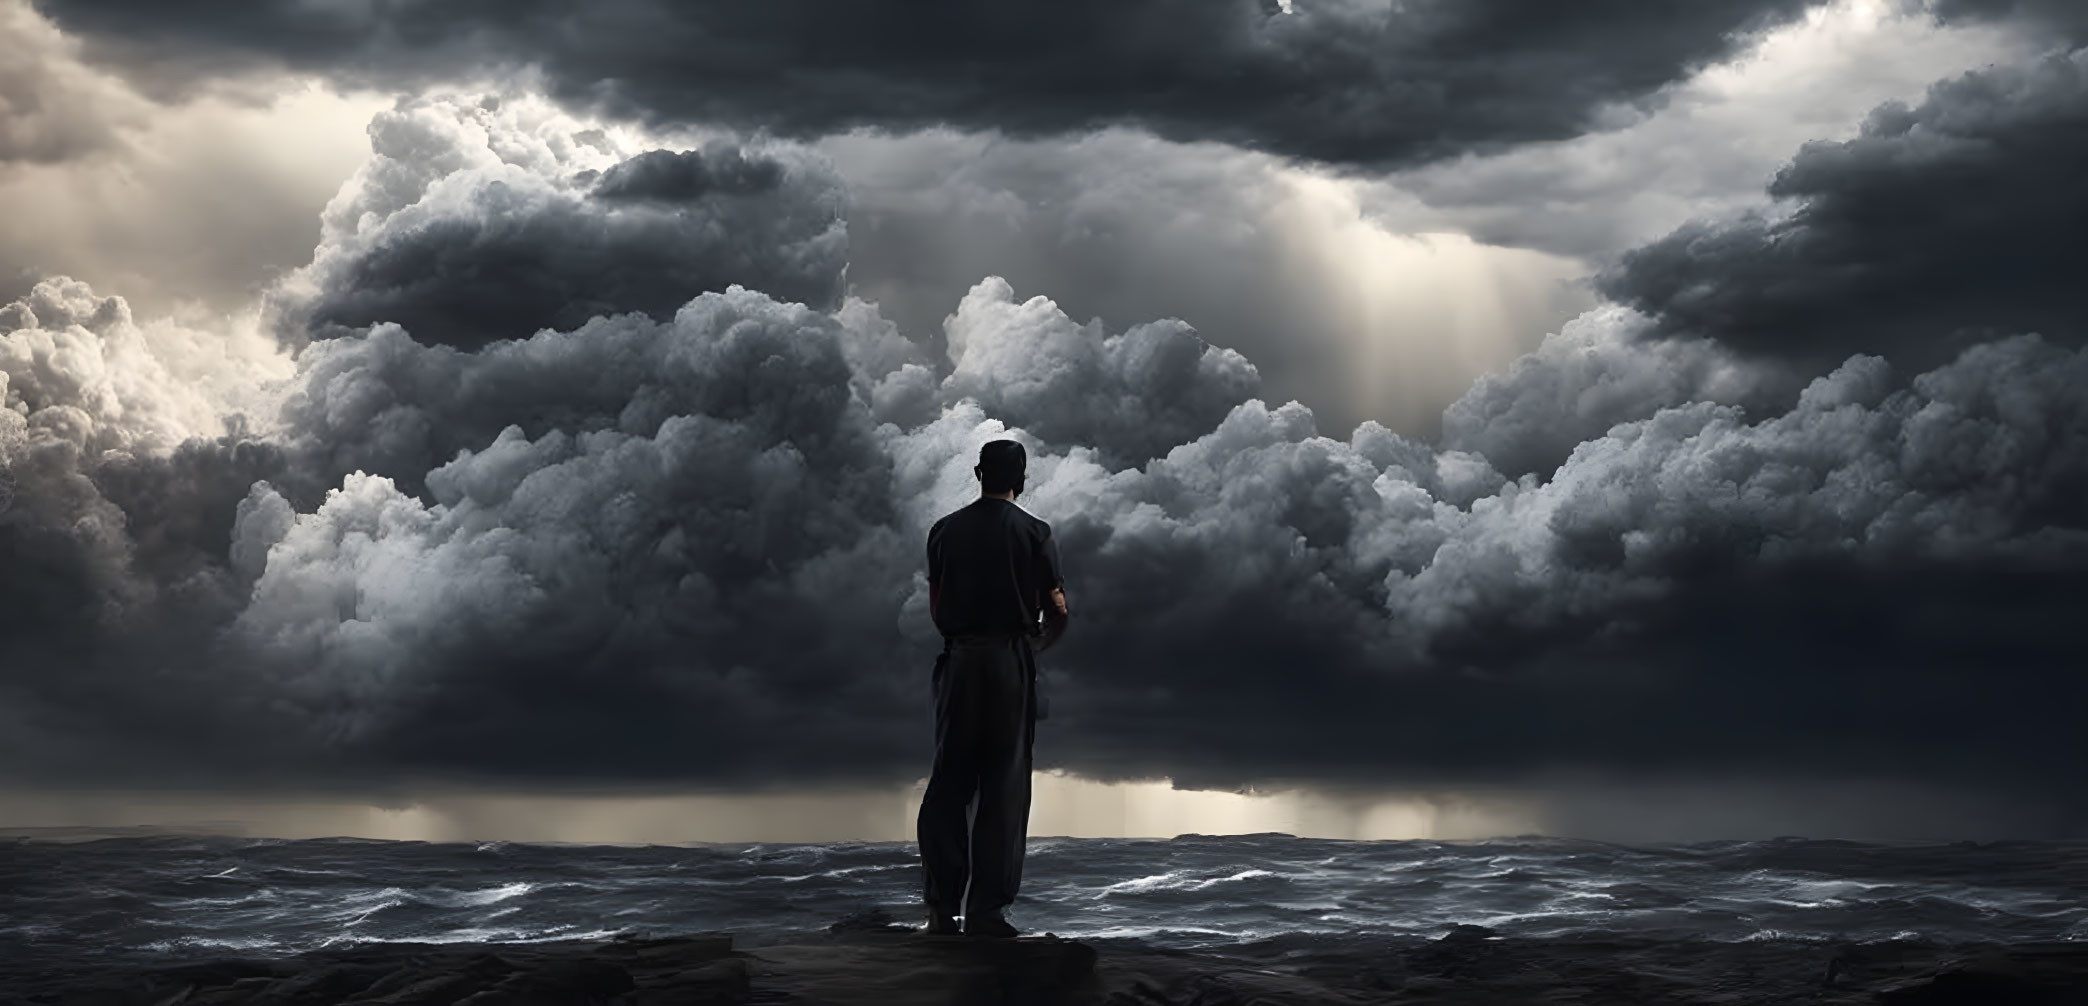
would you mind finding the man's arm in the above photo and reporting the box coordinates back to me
[926,526,941,626]
[1034,526,1069,653]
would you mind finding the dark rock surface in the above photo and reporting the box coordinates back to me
[4,929,2087,1005]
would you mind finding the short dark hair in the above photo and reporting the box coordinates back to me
[976,439,1026,495]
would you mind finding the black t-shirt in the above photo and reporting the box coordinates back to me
[927,498,1064,639]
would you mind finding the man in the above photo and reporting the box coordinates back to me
[919,439,1070,938]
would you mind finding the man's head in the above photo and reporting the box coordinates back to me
[975,439,1026,498]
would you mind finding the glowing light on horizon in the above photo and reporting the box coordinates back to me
[0,774,1538,845]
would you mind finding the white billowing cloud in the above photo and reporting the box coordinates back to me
[0,277,290,456]
[272,92,849,348]
[1439,305,1791,477]
[941,276,1261,463]
[1388,338,2088,653]
[917,325,2084,670]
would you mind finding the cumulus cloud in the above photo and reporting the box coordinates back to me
[1404,340,2088,652]
[1037,336,2087,791]
[1438,305,1794,477]
[0,276,286,453]
[1,273,930,788]
[8,255,2087,802]
[940,277,1260,465]
[0,276,293,783]
[3,64,2085,822]
[274,93,847,349]
[1601,48,2088,368]
[33,0,1816,170]
[228,294,918,782]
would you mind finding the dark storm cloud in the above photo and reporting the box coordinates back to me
[1041,337,2088,795]
[1600,49,2088,369]
[0,270,939,790]
[12,263,2088,804]
[5,77,2087,816]
[1930,0,2088,43]
[214,272,1253,783]
[280,95,846,350]
[0,278,309,785]
[33,0,1814,168]
[590,146,785,202]
[228,278,2088,797]
[225,292,927,785]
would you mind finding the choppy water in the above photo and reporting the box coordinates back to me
[4,833,2084,972]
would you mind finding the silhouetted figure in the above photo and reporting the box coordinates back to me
[919,440,1070,938]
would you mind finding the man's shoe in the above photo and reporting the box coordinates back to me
[924,908,960,935]
[963,912,1019,938]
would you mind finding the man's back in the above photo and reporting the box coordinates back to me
[927,498,1062,640]
[917,440,1067,937]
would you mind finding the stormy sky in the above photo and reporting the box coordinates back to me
[2,0,2084,841]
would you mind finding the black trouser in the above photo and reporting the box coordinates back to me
[918,633,1038,917]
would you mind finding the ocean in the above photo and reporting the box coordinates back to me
[5,832,2084,975]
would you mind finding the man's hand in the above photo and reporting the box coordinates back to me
[1038,587,1070,653]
